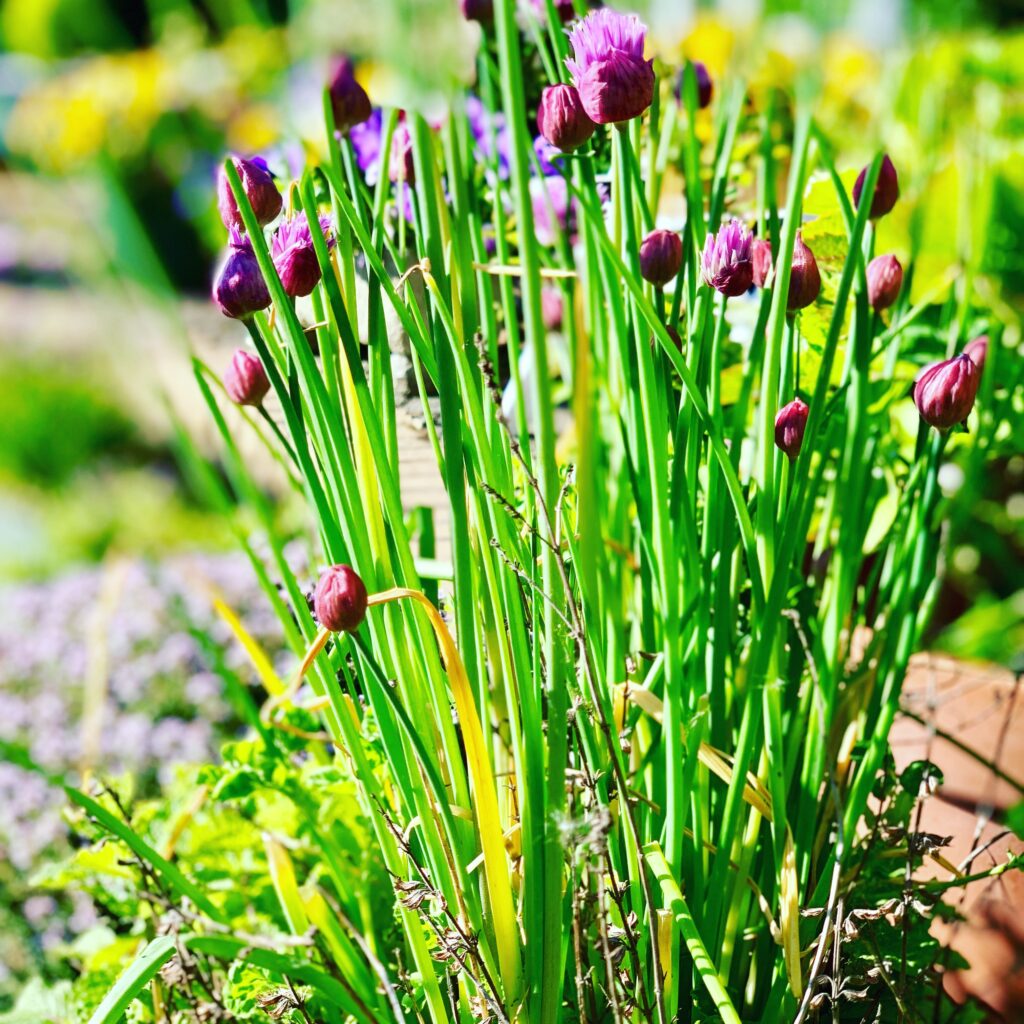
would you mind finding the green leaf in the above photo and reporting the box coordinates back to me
[85,936,176,1024]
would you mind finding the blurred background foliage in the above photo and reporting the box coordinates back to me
[0,0,1022,1009]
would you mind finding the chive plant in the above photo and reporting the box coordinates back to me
[181,2,1002,1021]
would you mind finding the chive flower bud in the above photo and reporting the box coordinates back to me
[529,0,574,21]
[212,230,272,320]
[752,238,772,288]
[327,57,371,134]
[271,213,333,298]
[853,153,899,219]
[774,398,809,459]
[674,61,713,109]
[217,155,282,232]
[223,348,270,407]
[639,228,683,287]
[913,354,980,430]
[537,84,597,153]
[787,232,821,312]
[389,119,415,185]
[565,9,655,125]
[866,254,903,312]
[314,565,368,633]
[461,0,493,22]
[701,220,753,297]
[962,334,988,373]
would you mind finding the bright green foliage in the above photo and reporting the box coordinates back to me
[58,5,1023,1024]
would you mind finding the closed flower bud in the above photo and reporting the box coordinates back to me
[774,398,809,459]
[223,349,270,407]
[787,233,821,311]
[217,155,282,232]
[566,9,655,125]
[389,120,415,185]
[537,84,597,152]
[752,238,773,288]
[212,231,271,320]
[461,0,493,23]
[962,334,988,373]
[914,354,980,430]
[271,213,334,298]
[328,57,372,134]
[639,229,683,287]
[314,565,368,633]
[701,220,753,297]
[853,153,899,219]
[674,61,713,109]
[866,254,903,311]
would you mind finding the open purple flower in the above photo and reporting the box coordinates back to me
[327,57,371,134]
[565,9,655,125]
[350,108,383,184]
[701,220,753,297]
[271,213,334,298]
[467,96,512,179]
[212,230,271,319]
[217,155,282,232]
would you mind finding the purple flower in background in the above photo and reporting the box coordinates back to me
[530,174,575,246]
[350,108,384,184]
[212,230,272,319]
[534,135,566,175]
[701,220,753,297]
[467,95,512,178]
[390,119,416,185]
[327,56,372,134]
[866,253,903,311]
[271,212,334,297]
[565,9,655,125]
[674,61,713,109]
[529,0,575,22]
[461,0,494,24]
[216,155,282,231]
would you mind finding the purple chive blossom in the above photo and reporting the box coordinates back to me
[701,220,753,297]
[216,155,282,231]
[565,9,655,125]
[212,230,271,319]
[461,0,494,23]
[271,213,335,298]
[913,354,980,431]
[328,56,372,134]
[350,108,384,184]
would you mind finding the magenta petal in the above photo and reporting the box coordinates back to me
[578,54,655,125]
